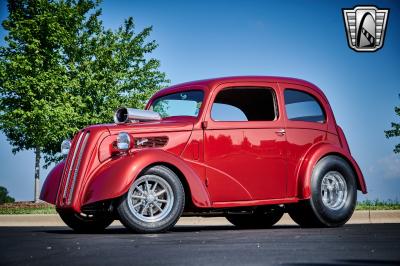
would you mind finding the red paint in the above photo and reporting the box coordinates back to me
[40,76,366,213]
[82,149,211,208]
[203,82,287,202]
[40,160,65,204]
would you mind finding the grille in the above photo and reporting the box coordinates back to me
[58,131,90,206]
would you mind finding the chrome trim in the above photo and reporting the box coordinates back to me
[321,171,348,210]
[127,174,174,223]
[67,132,90,204]
[117,132,131,150]
[114,107,161,124]
[61,139,71,157]
[62,132,84,200]
[275,129,286,136]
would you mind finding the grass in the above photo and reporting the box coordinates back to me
[356,199,400,210]
[0,199,399,214]
[0,202,56,215]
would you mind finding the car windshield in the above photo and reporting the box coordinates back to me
[150,90,204,118]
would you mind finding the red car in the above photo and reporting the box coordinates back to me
[40,76,367,233]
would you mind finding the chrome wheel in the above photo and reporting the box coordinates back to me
[321,171,348,210]
[127,174,174,223]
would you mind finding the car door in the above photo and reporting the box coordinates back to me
[203,82,287,203]
[279,83,329,198]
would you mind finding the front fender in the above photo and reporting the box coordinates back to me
[40,161,65,204]
[81,149,211,208]
[297,143,367,199]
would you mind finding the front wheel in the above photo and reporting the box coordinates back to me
[117,165,185,233]
[288,155,357,227]
[58,211,113,233]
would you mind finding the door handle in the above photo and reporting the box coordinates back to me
[275,129,286,136]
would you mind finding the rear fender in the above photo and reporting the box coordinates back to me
[40,161,65,204]
[81,149,211,208]
[297,143,367,199]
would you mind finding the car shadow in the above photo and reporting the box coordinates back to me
[39,223,394,235]
[39,224,300,235]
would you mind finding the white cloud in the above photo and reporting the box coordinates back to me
[367,154,400,179]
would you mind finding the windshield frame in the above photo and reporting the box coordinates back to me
[147,88,206,119]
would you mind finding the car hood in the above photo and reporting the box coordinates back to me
[105,117,195,135]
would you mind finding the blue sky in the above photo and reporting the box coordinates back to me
[0,0,399,201]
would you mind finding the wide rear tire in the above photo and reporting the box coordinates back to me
[288,155,357,227]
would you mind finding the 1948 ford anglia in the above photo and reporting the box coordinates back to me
[40,76,367,233]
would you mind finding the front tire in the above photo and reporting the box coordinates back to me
[58,211,113,233]
[226,206,284,228]
[117,165,185,233]
[288,155,357,227]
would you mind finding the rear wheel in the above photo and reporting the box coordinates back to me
[117,165,185,233]
[58,211,113,233]
[226,206,284,228]
[288,155,357,227]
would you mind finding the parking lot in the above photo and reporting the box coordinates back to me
[0,214,399,265]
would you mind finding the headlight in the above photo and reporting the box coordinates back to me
[117,132,131,151]
[61,139,71,156]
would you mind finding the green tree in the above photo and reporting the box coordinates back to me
[0,186,15,204]
[0,0,168,202]
[385,94,400,153]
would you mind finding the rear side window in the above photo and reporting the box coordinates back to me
[284,89,325,123]
[211,87,277,121]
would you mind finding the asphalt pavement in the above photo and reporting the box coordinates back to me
[0,223,399,266]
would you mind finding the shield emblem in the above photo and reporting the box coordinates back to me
[343,6,389,52]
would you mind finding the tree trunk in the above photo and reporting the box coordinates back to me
[34,146,41,203]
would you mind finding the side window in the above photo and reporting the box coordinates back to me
[211,87,277,121]
[284,89,325,123]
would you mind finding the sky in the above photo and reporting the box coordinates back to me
[0,0,399,201]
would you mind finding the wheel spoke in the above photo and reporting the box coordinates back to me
[132,195,146,200]
[141,203,148,215]
[153,202,163,212]
[151,182,158,192]
[133,201,143,209]
[155,189,166,196]
[338,191,343,200]
[323,190,328,202]
[135,185,145,194]
[156,199,168,203]
[145,180,150,193]
[149,206,154,217]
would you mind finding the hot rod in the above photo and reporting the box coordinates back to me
[40,76,367,233]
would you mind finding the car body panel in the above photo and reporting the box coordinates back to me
[40,76,367,214]
[296,142,367,198]
[81,149,211,209]
[202,81,287,202]
[40,161,65,204]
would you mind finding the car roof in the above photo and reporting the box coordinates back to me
[152,76,327,102]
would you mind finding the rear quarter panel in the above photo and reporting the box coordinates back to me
[277,82,367,198]
[296,143,367,198]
